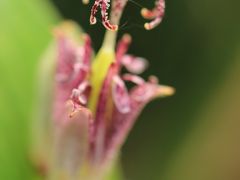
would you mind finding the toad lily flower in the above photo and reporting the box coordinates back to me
[31,0,174,179]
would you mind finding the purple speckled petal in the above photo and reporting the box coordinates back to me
[71,80,91,107]
[55,35,75,83]
[112,75,131,114]
[52,101,92,179]
[53,33,92,122]
[121,55,148,74]
[115,34,148,74]
[122,73,145,85]
[105,77,173,163]
[116,34,132,67]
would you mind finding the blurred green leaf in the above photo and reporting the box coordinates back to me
[0,0,58,179]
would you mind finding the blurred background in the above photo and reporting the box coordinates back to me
[1,0,240,179]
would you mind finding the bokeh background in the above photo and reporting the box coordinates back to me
[1,0,240,179]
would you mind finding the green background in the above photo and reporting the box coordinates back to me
[1,0,240,179]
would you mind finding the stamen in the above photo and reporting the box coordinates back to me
[90,0,128,31]
[101,0,118,31]
[141,0,165,30]
[111,0,128,24]
[90,0,102,25]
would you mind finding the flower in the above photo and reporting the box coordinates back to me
[31,0,174,179]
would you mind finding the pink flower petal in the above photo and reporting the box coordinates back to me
[55,35,76,83]
[116,34,132,66]
[105,77,174,162]
[52,101,92,178]
[70,80,91,107]
[53,33,92,122]
[121,55,148,74]
[122,73,145,85]
[112,75,131,114]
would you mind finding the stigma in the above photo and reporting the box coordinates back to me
[89,0,165,31]
[141,0,165,30]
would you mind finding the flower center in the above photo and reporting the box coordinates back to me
[88,0,128,116]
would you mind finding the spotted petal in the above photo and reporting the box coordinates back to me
[53,26,92,122]
[105,77,174,162]
[112,75,131,114]
[51,101,92,179]
[121,55,148,74]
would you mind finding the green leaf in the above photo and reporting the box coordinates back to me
[0,0,58,179]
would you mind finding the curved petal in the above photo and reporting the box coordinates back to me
[105,77,174,162]
[122,73,145,85]
[53,28,92,122]
[112,75,131,114]
[121,55,148,74]
[51,101,92,179]
[70,80,91,107]
[116,34,132,66]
